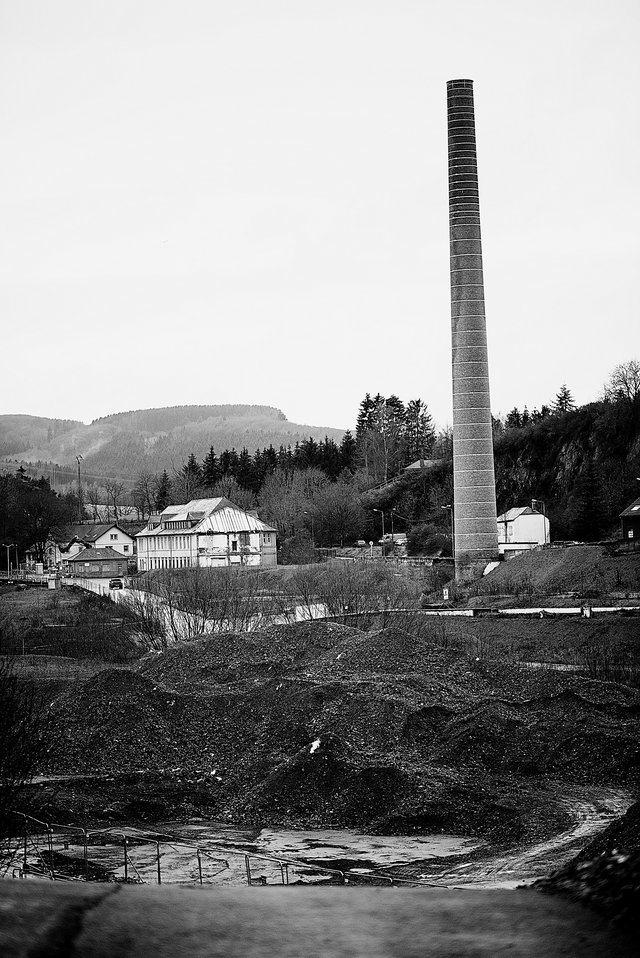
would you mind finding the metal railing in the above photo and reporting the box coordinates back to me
[1,812,351,887]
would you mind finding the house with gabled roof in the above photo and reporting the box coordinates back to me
[136,498,277,571]
[27,522,138,570]
[67,547,129,579]
[620,497,640,540]
[496,505,550,558]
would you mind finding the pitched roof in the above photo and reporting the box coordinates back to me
[497,507,541,522]
[52,523,135,544]
[195,506,276,535]
[403,459,441,471]
[137,501,276,537]
[160,498,230,520]
[620,497,640,518]
[67,547,128,563]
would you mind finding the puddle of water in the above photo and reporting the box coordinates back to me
[16,822,481,886]
[254,828,480,868]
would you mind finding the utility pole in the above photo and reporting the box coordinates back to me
[75,455,84,521]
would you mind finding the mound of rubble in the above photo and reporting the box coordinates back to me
[43,621,640,835]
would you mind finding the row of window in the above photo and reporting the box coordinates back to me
[141,557,194,570]
[140,536,192,551]
[139,533,271,551]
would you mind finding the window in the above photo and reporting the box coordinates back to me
[110,534,117,540]
[123,545,129,552]
[264,534,271,544]
[231,541,238,552]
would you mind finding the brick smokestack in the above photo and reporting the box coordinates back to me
[447,79,499,576]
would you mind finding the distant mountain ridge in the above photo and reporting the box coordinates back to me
[91,404,287,431]
[0,415,82,459]
[0,405,346,488]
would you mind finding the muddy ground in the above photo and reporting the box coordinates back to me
[7,613,637,886]
[3,577,640,896]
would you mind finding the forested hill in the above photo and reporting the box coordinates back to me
[362,391,640,545]
[91,405,287,432]
[0,415,81,458]
[0,405,345,487]
[492,398,640,539]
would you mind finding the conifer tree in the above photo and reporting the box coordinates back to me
[154,471,172,511]
[405,399,435,461]
[553,384,575,415]
[339,430,357,472]
[201,446,221,487]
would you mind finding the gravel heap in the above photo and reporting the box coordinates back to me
[44,621,640,834]
[535,847,640,931]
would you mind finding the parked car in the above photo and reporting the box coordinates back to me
[109,578,124,590]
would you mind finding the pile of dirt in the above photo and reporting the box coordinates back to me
[474,544,640,598]
[532,802,640,928]
[40,620,640,838]
[534,849,640,931]
[136,620,357,690]
[574,801,640,861]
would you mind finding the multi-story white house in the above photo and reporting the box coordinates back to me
[27,523,138,569]
[136,498,277,571]
[496,505,550,558]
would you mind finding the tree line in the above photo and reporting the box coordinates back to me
[0,468,79,567]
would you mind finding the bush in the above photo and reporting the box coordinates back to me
[0,658,51,847]
[278,535,317,566]
[407,523,451,557]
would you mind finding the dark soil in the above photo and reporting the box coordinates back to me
[535,799,640,925]
[23,620,639,846]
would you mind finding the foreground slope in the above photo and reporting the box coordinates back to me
[42,621,640,842]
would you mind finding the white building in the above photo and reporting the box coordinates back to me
[136,498,277,571]
[28,522,138,569]
[496,506,550,558]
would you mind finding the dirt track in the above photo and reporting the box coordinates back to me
[395,785,634,887]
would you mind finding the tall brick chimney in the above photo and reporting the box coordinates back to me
[447,79,499,576]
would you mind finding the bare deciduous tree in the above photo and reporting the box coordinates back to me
[604,359,640,405]
[0,659,51,854]
[84,483,103,522]
[103,479,125,521]
[132,472,157,520]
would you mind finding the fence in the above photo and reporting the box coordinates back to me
[2,812,403,887]
[2,811,436,887]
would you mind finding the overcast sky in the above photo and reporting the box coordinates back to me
[1,0,638,433]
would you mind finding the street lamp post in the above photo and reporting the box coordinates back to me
[76,455,84,521]
[2,543,16,575]
[372,509,385,554]
[442,505,454,560]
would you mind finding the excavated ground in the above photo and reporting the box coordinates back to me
[18,619,639,887]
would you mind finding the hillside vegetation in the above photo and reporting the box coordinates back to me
[0,415,81,459]
[369,396,640,546]
[0,405,345,487]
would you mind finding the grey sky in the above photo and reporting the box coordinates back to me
[1,0,638,432]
